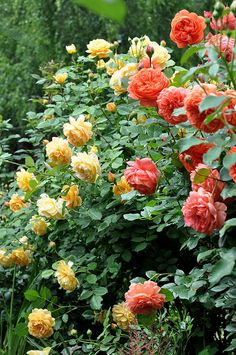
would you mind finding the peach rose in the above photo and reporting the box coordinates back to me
[62,185,82,208]
[124,158,160,195]
[30,216,49,236]
[46,137,72,165]
[28,309,55,338]
[9,194,27,212]
[71,152,101,183]
[125,280,165,315]
[37,194,66,220]
[0,249,13,268]
[206,34,235,63]
[106,102,117,112]
[63,115,92,147]
[11,249,31,267]
[179,142,215,172]
[113,176,133,196]
[128,68,170,107]
[86,39,112,58]
[170,10,206,48]
[16,169,36,192]
[55,260,79,292]
[182,187,227,235]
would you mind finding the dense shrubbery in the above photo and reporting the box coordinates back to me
[1,1,236,354]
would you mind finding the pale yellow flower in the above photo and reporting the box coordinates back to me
[46,137,72,165]
[105,57,125,76]
[86,39,112,58]
[30,216,49,236]
[149,41,171,69]
[11,248,31,267]
[19,236,28,245]
[9,194,27,212]
[54,72,68,84]
[63,115,92,147]
[66,44,77,54]
[71,152,101,183]
[96,59,106,69]
[112,303,137,331]
[62,185,82,209]
[113,177,132,196]
[28,309,55,339]
[55,260,79,292]
[0,249,13,268]
[27,348,51,355]
[110,63,138,95]
[128,35,150,58]
[37,194,66,220]
[16,169,36,192]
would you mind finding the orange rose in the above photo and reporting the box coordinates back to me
[170,10,206,48]
[179,142,215,172]
[62,185,82,209]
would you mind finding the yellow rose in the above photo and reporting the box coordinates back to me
[16,169,36,192]
[0,249,13,268]
[54,72,68,84]
[71,152,101,183]
[105,57,125,76]
[27,348,51,355]
[62,185,82,209]
[30,216,49,236]
[46,137,72,165]
[112,303,136,331]
[110,63,138,95]
[86,39,112,58]
[149,41,171,69]
[113,176,133,196]
[37,194,66,220]
[106,102,117,112]
[128,35,150,58]
[63,115,92,147]
[66,44,77,54]
[28,309,55,338]
[11,249,31,267]
[55,260,79,292]
[96,59,106,69]
[9,194,27,212]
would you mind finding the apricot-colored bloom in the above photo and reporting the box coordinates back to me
[124,158,160,195]
[106,102,117,112]
[110,63,138,95]
[190,163,225,201]
[227,146,236,182]
[222,90,236,126]
[107,172,116,182]
[28,309,55,338]
[182,187,227,235]
[54,72,68,84]
[11,249,31,267]
[71,152,101,183]
[37,194,66,220]
[9,194,27,212]
[179,142,215,172]
[125,280,165,315]
[86,39,112,58]
[112,303,137,331]
[170,10,206,48]
[55,260,78,292]
[63,115,92,147]
[16,169,36,192]
[0,249,13,268]
[66,44,77,54]
[206,34,235,62]
[204,8,236,31]
[30,216,49,236]
[27,348,51,355]
[128,68,170,107]
[46,137,72,165]
[184,84,224,133]
[157,87,189,124]
[105,57,125,76]
[113,176,133,196]
[62,185,82,208]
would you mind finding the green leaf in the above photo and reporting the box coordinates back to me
[197,249,216,262]
[41,269,54,279]
[62,314,68,323]
[177,137,203,153]
[180,46,204,65]
[203,146,222,166]
[94,287,108,296]
[87,209,102,220]
[223,153,236,169]
[24,289,40,301]
[86,274,97,284]
[90,295,103,310]
[123,213,140,221]
[219,218,236,238]
[208,251,235,285]
[221,183,236,199]
[199,95,229,113]
[80,290,93,300]
[193,168,210,184]
[209,63,219,77]
[25,155,34,167]
[14,323,28,336]
[172,107,186,117]
[73,0,126,22]
[224,339,236,352]
[160,288,174,302]
[137,312,156,327]
[134,242,148,252]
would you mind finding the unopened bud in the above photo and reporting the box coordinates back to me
[184,154,192,163]
[160,40,166,47]
[197,73,206,83]
[70,329,77,336]
[107,172,116,182]
[48,241,56,248]
[106,102,117,112]
[212,10,220,19]
[42,139,49,146]
[87,329,92,337]
[214,1,224,13]
[178,128,187,138]
[111,323,118,330]
[136,115,147,124]
[146,44,154,58]
[88,72,94,79]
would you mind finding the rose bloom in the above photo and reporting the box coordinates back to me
[106,57,125,76]
[16,169,36,192]
[62,185,82,208]
[157,87,189,124]
[128,68,170,107]
[184,84,225,133]
[179,142,215,172]
[71,152,101,183]
[63,115,92,147]
[170,10,206,48]
[66,44,77,54]
[113,176,133,196]
[27,348,51,355]
[53,72,68,84]
[190,163,225,201]
[144,42,171,69]
[204,9,236,31]
[138,57,161,70]
[0,249,13,268]
[37,194,66,220]
[125,280,165,315]
[222,90,236,126]
[86,39,112,58]
[96,59,106,69]
[11,249,31,267]
[110,63,138,95]
[30,215,49,236]
[227,146,236,182]
[55,260,79,292]
[182,187,227,235]
[112,303,137,331]
[106,102,117,112]
[28,309,55,339]
[128,35,151,58]
[46,137,72,165]
[124,158,160,195]
[206,34,235,63]
[9,194,27,212]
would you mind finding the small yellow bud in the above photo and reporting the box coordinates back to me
[106,102,117,113]
[107,172,116,182]
[66,44,77,54]
[48,241,56,248]
[42,139,49,146]
[54,72,68,85]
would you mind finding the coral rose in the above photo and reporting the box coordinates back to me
[46,137,72,165]
[63,115,92,147]
[11,249,31,267]
[112,303,137,331]
[113,176,133,196]
[157,87,189,124]
[54,72,68,84]
[110,63,138,95]
[184,84,225,133]
[37,194,66,220]
[124,158,160,195]
[16,169,36,192]
[86,39,112,58]
[55,260,79,292]
[182,187,227,235]
[170,10,206,48]
[125,280,165,315]
[179,142,215,172]
[28,309,55,338]
[9,194,27,212]
[27,348,51,355]
[227,146,236,182]
[204,9,236,31]
[30,216,49,236]
[62,185,82,208]
[128,68,170,107]
[71,152,101,183]
[190,163,225,201]
[0,249,13,268]
[206,34,235,62]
